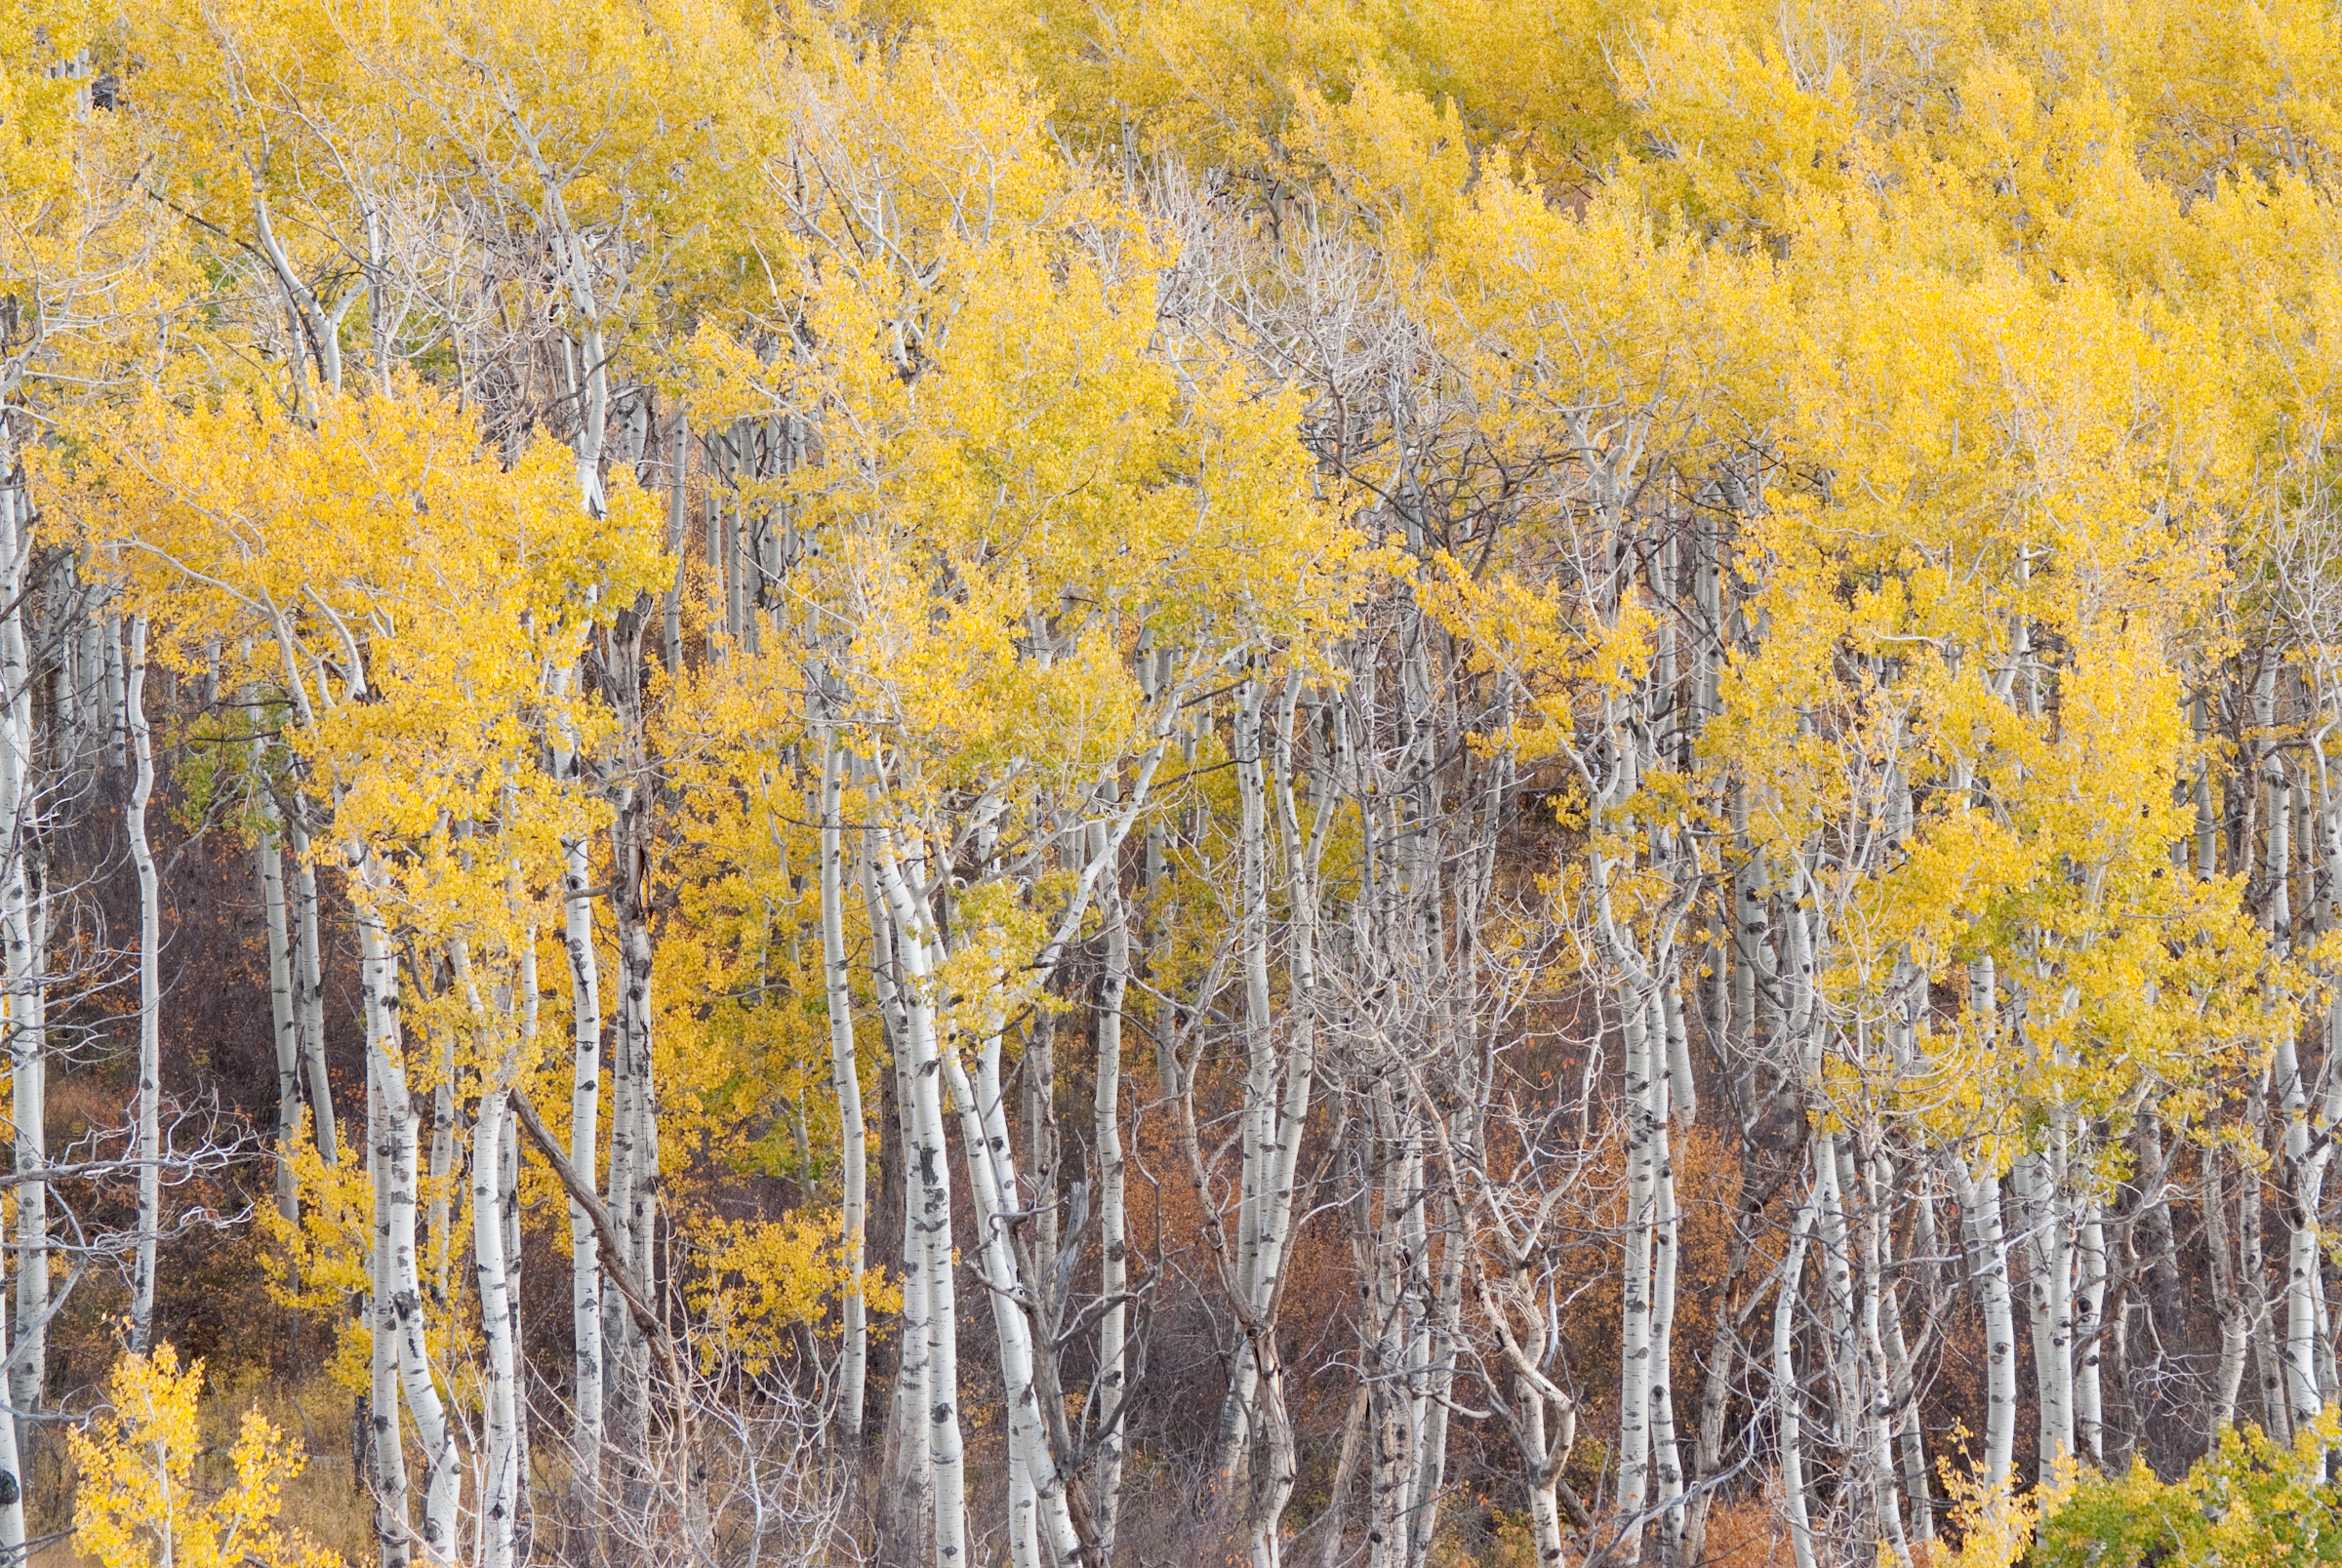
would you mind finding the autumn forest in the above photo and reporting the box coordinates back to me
[2,0,2340,1564]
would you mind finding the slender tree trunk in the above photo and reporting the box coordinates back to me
[871,841,967,1568]
[1618,979,1659,1537]
[7,853,43,1459]
[1775,1185,1818,1568]
[5,852,41,1469]
[355,858,458,1564]
[289,815,338,1165]
[2075,1198,2107,1466]
[259,793,303,1224]
[2241,1090,2288,1439]
[368,1011,414,1568]
[1091,807,1131,1554]
[2278,1030,2333,1433]
[1217,675,1273,1484]
[127,615,162,1354]
[425,1000,458,1309]
[663,416,686,672]
[1646,992,1686,1558]
[473,1090,522,1568]
[606,787,659,1517]
[819,727,868,1440]
[2012,1146,2076,1479]
[866,835,931,1566]
[0,1269,22,1560]
[907,948,1083,1565]
[2205,1143,2250,1431]
[1951,1158,2019,1488]
[101,610,126,772]
[0,469,28,1554]
[561,829,605,1530]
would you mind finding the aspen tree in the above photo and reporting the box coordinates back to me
[126,614,161,1353]
[817,721,869,1440]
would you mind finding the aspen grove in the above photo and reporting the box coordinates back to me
[8,0,2342,1564]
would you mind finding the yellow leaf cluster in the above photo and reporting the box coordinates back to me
[69,1345,343,1568]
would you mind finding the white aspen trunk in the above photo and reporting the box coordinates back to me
[2204,1143,2250,1431]
[426,1005,458,1309]
[369,1028,414,1568]
[915,963,1084,1565]
[499,1094,529,1495]
[2279,1032,2330,1430]
[0,465,27,1537]
[1395,1122,1431,1568]
[865,835,934,1556]
[1646,994,1686,1552]
[472,1090,521,1568]
[355,865,459,1564]
[2014,1146,2070,1478]
[127,614,162,1353]
[1007,1451,1038,1568]
[1408,1188,1465,1568]
[871,842,967,1568]
[600,910,643,1513]
[101,613,126,771]
[663,416,686,671]
[608,824,661,1512]
[2292,1146,2338,1431]
[617,818,661,1303]
[2241,1091,2289,1438]
[561,833,605,1478]
[2195,695,2219,877]
[1616,977,1658,1530]
[1358,1090,1417,1568]
[258,795,302,1224]
[505,865,536,1498]
[1091,809,1131,1555]
[1525,1444,1564,1568]
[1882,1180,1933,1543]
[1951,1158,2019,1488]
[1775,1186,1818,1568]
[1812,1134,1862,1523]
[819,730,868,1440]
[1733,802,1772,1046]
[1217,674,1274,1482]
[1234,675,1325,1567]
[7,858,41,1450]
[2011,1147,2075,1480]
[1854,1142,1911,1568]
[2268,753,2292,939]
[2076,1200,2107,1465]
[289,816,338,1165]
[0,1266,22,1559]
[703,437,725,659]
